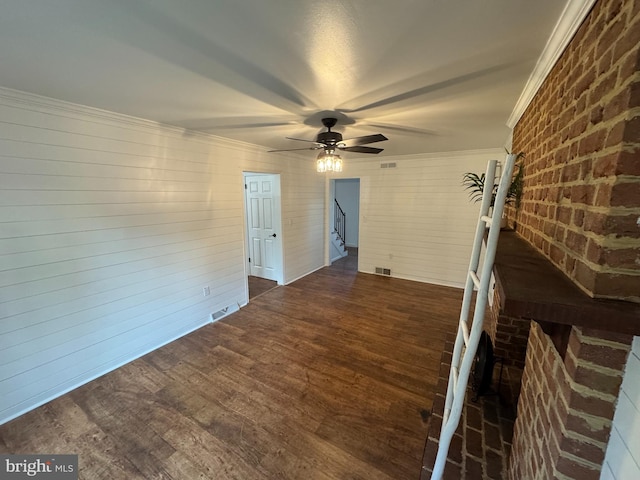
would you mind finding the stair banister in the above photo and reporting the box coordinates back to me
[334,199,346,246]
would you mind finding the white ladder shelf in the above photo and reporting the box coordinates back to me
[430,154,518,480]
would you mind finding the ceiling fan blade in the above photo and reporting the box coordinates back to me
[360,122,438,136]
[337,64,509,114]
[268,146,323,153]
[341,133,388,146]
[175,114,300,131]
[211,121,296,130]
[285,136,324,145]
[340,146,384,154]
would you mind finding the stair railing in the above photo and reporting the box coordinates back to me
[334,199,346,246]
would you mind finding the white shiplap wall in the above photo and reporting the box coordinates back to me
[331,149,503,288]
[600,336,640,480]
[0,87,325,424]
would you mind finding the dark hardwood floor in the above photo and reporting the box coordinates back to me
[248,275,278,299]
[0,260,462,479]
[331,246,359,272]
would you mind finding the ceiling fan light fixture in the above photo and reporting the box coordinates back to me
[316,151,343,173]
[316,154,327,173]
[333,155,343,172]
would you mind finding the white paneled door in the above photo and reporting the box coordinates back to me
[245,174,282,282]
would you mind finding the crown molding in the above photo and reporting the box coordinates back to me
[506,0,598,129]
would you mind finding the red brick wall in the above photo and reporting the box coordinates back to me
[504,1,639,478]
[508,323,632,480]
[486,283,530,369]
[510,0,640,302]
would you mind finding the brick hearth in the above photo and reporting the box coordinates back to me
[420,334,522,480]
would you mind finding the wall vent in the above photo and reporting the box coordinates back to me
[375,267,391,276]
[380,162,397,169]
[211,303,240,322]
[212,308,228,320]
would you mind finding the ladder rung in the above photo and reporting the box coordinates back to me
[460,322,470,347]
[443,408,451,425]
[481,215,493,226]
[469,271,481,289]
[451,366,458,391]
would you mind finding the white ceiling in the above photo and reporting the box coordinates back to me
[0,0,569,157]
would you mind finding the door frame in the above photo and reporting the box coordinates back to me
[328,177,361,268]
[242,171,284,286]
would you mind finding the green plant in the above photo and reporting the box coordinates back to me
[462,153,524,208]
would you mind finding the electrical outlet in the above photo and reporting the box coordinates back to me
[203,286,210,296]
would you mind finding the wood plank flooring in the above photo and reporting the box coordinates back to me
[248,275,278,299]
[0,261,462,479]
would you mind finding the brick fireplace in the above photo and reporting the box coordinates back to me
[500,0,640,478]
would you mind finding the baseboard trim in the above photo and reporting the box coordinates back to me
[0,318,211,425]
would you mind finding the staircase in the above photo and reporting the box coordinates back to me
[331,199,348,262]
[330,230,348,261]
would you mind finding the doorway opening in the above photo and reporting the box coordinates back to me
[243,172,283,300]
[330,178,360,272]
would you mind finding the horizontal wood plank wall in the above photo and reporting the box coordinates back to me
[332,149,504,287]
[0,87,324,424]
[601,337,640,480]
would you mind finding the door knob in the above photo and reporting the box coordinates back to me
[271,233,277,237]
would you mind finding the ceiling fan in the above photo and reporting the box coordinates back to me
[268,117,388,155]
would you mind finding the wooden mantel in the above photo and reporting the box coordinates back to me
[493,231,640,337]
